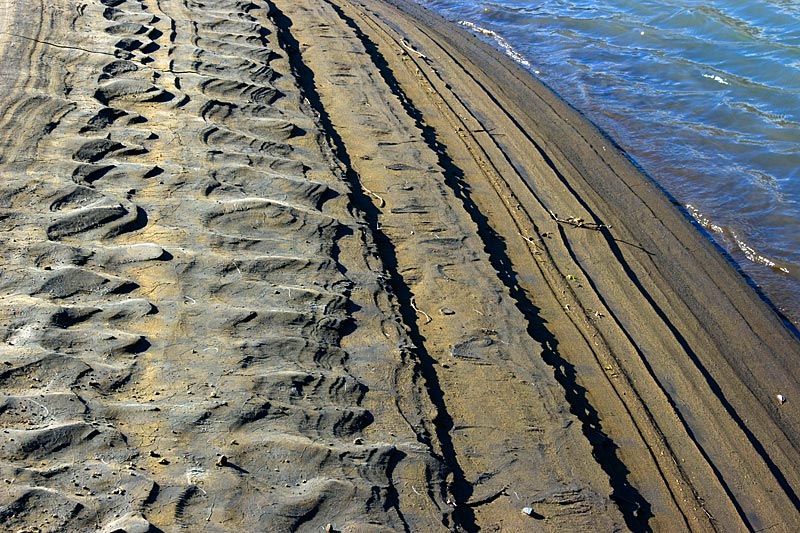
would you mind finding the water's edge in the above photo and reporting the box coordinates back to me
[419,0,800,327]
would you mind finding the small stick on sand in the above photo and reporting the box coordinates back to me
[400,38,428,60]
[362,186,386,208]
[28,398,49,417]
[519,232,542,251]
[549,209,611,230]
[410,297,432,324]
[206,497,214,521]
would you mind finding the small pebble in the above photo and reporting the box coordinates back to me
[216,455,228,467]
[353,437,364,445]
[439,308,456,316]
[777,394,787,405]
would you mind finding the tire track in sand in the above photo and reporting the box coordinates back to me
[335,1,800,531]
[1,0,448,531]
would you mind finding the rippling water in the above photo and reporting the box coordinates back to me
[418,0,800,326]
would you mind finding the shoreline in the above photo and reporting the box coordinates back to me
[430,0,800,331]
[1,0,798,531]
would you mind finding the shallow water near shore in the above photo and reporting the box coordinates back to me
[419,0,800,326]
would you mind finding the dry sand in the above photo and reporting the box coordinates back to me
[1,0,799,531]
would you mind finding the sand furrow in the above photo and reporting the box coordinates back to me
[272,0,638,530]
[340,1,800,531]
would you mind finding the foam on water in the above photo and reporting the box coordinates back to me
[457,20,536,71]
[420,0,800,326]
[702,73,730,85]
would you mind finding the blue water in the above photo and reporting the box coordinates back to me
[418,0,800,326]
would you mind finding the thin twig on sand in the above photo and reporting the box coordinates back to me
[400,38,428,60]
[410,297,432,324]
[363,186,386,208]
[549,210,610,230]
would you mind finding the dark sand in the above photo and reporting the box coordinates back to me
[1,0,798,531]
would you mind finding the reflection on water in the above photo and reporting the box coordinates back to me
[421,0,800,326]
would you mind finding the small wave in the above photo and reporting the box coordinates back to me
[458,20,537,72]
[702,72,730,85]
[687,204,790,274]
[729,100,800,129]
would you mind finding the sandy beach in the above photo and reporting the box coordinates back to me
[1,0,799,531]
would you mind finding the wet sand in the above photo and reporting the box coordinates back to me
[1,0,798,531]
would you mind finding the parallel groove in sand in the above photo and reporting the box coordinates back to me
[336,5,701,529]
[348,1,800,531]
[277,0,627,530]
[360,9,730,529]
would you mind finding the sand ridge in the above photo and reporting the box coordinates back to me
[1,0,799,531]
